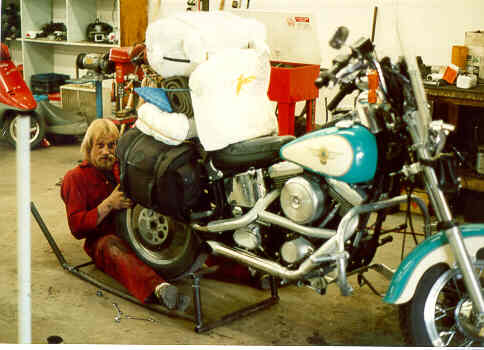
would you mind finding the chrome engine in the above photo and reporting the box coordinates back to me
[225,168,266,208]
[280,176,326,224]
[325,177,368,216]
[281,236,314,264]
[233,224,262,250]
[225,161,368,256]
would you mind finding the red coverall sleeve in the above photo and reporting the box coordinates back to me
[60,169,100,240]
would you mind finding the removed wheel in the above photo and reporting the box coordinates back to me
[4,111,46,149]
[116,204,200,280]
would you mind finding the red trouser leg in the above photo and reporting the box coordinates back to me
[204,255,252,285]
[90,234,165,303]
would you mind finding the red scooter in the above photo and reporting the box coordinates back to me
[0,43,43,148]
[0,43,88,149]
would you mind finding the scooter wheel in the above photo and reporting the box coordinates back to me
[4,111,46,149]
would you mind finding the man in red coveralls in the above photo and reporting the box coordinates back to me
[61,119,189,310]
[61,119,271,312]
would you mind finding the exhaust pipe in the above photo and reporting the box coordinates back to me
[205,194,431,284]
[206,240,323,280]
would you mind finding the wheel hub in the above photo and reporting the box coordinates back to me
[137,208,169,246]
[10,115,40,142]
[455,297,484,342]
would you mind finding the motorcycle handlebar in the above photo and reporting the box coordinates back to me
[315,53,353,88]
[327,82,357,111]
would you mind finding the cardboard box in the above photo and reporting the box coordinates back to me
[61,82,112,124]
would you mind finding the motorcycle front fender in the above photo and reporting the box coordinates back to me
[383,224,484,305]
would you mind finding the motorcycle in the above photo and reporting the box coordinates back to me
[0,43,87,149]
[114,26,484,346]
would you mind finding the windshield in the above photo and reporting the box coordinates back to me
[394,1,431,142]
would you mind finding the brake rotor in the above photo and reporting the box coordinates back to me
[455,296,484,342]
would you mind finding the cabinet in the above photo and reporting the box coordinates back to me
[11,0,147,88]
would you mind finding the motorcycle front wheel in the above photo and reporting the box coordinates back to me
[116,204,200,280]
[400,263,484,347]
[4,111,46,149]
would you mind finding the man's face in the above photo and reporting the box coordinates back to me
[90,134,117,171]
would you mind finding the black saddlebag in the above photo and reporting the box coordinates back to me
[116,127,202,220]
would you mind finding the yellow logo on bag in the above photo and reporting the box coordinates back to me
[236,74,256,95]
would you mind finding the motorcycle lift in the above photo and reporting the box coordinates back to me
[31,202,279,333]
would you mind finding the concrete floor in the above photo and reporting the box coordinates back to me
[0,136,425,345]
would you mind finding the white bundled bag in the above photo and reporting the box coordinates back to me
[146,11,267,78]
[189,44,278,151]
[135,102,197,146]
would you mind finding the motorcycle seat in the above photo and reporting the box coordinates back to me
[210,135,295,171]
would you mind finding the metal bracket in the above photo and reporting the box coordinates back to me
[31,201,279,333]
[189,269,279,333]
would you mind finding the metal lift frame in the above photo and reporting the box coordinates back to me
[31,202,279,333]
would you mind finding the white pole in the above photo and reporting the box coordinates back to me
[17,116,31,344]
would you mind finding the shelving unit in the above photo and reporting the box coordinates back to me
[5,0,147,88]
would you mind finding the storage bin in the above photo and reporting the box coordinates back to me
[30,73,70,95]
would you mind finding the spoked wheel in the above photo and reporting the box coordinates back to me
[4,112,46,149]
[400,263,484,347]
[116,204,200,280]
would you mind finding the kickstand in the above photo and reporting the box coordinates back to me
[190,269,280,333]
[357,272,384,297]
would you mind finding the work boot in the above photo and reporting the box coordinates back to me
[154,283,190,312]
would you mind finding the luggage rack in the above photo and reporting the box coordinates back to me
[31,201,279,333]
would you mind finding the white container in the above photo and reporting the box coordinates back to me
[465,31,484,79]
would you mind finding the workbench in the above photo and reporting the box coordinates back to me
[425,82,484,126]
[425,82,484,192]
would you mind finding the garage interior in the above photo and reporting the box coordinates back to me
[2,0,484,347]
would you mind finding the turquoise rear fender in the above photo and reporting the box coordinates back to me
[383,224,484,305]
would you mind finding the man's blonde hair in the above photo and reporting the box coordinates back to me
[80,119,120,161]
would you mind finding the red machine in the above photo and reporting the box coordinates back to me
[108,44,146,128]
[0,43,43,148]
[0,44,37,110]
[2,43,89,149]
[268,61,320,136]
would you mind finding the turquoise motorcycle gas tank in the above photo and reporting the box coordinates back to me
[280,124,378,184]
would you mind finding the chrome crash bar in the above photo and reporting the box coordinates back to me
[197,192,431,296]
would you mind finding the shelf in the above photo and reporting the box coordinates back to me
[14,0,148,90]
[22,38,116,48]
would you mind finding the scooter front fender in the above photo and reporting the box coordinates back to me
[383,224,484,305]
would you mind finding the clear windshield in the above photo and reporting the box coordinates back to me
[394,2,431,143]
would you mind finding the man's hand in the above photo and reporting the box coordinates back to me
[97,185,134,225]
[108,184,134,210]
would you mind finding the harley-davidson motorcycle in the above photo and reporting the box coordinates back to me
[115,26,484,346]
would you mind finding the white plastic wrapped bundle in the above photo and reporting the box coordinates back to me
[189,44,278,151]
[146,11,267,78]
[135,102,197,146]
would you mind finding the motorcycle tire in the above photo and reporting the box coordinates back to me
[399,263,484,347]
[4,111,46,149]
[115,204,200,280]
